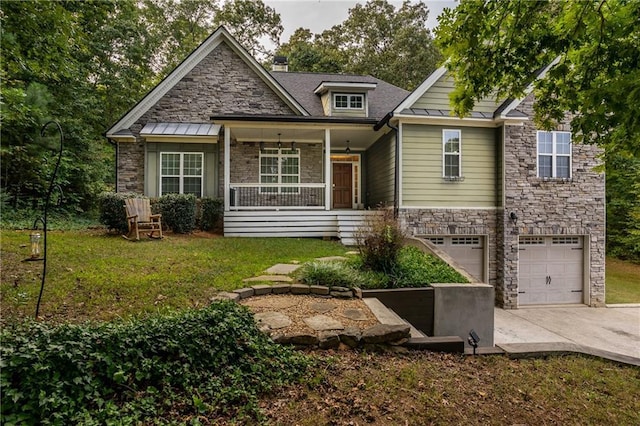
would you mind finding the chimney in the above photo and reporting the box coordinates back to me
[272,56,288,72]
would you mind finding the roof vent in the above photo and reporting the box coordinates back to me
[272,56,288,72]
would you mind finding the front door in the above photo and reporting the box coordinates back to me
[332,163,352,209]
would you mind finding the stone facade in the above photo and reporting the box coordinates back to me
[398,95,605,309]
[498,94,606,308]
[117,42,295,193]
[226,141,324,207]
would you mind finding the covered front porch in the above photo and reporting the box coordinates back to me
[217,118,393,242]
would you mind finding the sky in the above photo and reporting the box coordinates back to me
[264,0,458,44]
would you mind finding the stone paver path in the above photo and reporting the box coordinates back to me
[243,275,293,283]
[265,263,302,275]
[255,312,292,330]
[304,314,345,331]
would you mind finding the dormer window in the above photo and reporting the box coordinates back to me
[334,94,364,110]
[314,81,376,117]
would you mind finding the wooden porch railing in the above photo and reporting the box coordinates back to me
[229,183,326,210]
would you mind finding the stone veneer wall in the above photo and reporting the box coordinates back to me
[117,42,295,193]
[227,141,324,206]
[499,94,605,308]
[398,208,498,291]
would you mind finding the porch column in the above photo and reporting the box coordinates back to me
[324,128,331,210]
[224,126,230,212]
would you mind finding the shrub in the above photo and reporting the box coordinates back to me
[98,192,141,233]
[158,193,196,233]
[199,197,223,231]
[297,260,389,289]
[392,246,468,287]
[0,301,310,424]
[356,208,405,274]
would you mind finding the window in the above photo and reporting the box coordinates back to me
[160,152,203,197]
[537,131,571,178]
[443,129,462,179]
[260,148,300,193]
[333,93,364,110]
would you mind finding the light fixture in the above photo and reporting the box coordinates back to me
[277,133,282,149]
[509,211,518,225]
[291,141,296,150]
[260,141,264,152]
[29,232,42,260]
[468,329,480,355]
[345,140,351,154]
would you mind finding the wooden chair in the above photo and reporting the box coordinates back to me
[123,198,163,240]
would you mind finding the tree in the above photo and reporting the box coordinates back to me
[277,0,441,90]
[213,0,283,60]
[0,0,284,213]
[436,0,640,154]
[606,153,640,262]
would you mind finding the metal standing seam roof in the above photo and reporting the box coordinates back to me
[399,108,528,119]
[140,122,221,136]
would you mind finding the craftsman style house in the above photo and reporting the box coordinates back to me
[107,27,605,309]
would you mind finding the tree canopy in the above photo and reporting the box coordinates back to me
[0,0,282,212]
[436,0,640,155]
[277,0,441,90]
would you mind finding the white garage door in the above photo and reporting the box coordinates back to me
[518,236,584,305]
[426,236,484,281]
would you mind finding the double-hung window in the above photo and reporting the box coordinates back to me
[160,152,203,197]
[260,148,300,193]
[442,129,462,179]
[334,93,364,110]
[537,131,571,178]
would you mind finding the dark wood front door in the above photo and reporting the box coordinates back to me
[332,163,352,209]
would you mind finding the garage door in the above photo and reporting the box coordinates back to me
[426,236,484,281]
[519,236,584,305]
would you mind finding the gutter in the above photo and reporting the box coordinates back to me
[105,136,118,193]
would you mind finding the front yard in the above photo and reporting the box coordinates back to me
[1,229,639,424]
[0,230,348,322]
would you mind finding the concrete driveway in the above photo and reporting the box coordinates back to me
[494,306,640,361]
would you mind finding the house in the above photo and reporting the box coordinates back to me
[106,27,605,309]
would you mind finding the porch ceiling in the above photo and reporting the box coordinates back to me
[229,125,389,151]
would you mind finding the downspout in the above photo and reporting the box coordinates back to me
[106,137,118,193]
[386,116,400,218]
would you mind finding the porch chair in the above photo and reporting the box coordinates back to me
[123,198,163,240]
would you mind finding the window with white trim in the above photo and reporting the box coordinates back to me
[333,93,364,110]
[160,152,203,197]
[259,148,300,193]
[443,129,462,179]
[537,131,571,178]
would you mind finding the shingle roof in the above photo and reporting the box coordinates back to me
[271,71,410,121]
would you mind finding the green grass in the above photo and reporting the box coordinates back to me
[0,230,349,322]
[606,256,640,304]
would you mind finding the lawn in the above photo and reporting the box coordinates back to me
[2,229,639,424]
[0,229,349,322]
[606,256,640,304]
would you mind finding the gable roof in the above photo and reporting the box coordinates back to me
[391,66,448,114]
[272,71,409,121]
[106,26,309,137]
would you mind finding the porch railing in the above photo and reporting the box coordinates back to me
[229,183,326,210]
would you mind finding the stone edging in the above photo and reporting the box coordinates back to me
[214,284,411,349]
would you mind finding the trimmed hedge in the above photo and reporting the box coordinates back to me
[0,301,310,424]
[157,193,196,234]
[98,192,142,233]
[198,197,223,231]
